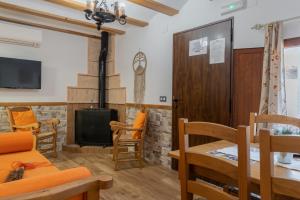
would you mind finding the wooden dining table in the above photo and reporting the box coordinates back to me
[168,140,300,198]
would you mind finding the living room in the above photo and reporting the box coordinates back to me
[1,0,300,200]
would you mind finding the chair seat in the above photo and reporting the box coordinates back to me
[114,133,140,142]
[118,138,141,143]
[116,134,141,144]
[37,132,55,139]
[117,140,141,146]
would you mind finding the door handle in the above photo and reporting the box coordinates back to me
[172,96,181,109]
[172,96,181,103]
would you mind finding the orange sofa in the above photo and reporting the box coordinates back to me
[0,132,112,200]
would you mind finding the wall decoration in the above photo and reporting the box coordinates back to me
[133,51,147,104]
[189,37,208,56]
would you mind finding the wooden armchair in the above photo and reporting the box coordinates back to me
[6,106,60,157]
[110,111,148,170]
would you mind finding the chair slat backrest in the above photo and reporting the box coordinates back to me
[178,118,250,200]
[139,111,148,156]
[140,111,148,141]
[249,112,300,143]
[185,122,238,143]
[260,129,300,199]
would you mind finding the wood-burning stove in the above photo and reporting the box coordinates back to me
[75,109,117,146]
[75,31,117,147]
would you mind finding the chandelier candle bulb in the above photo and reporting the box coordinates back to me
[86,0,93,10]
[119,3,126,16]
[84,0,127,30]
[114,2,120,18]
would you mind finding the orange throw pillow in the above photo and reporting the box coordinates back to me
[11,110,37,126]
[0,167,91,200]
[131,112,146,139]
[0,132,33,154]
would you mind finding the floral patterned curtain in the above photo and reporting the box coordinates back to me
[259,22,287,116]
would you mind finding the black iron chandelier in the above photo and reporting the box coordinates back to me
[84,0,127,30]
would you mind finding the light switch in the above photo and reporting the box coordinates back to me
[160,96,167,102]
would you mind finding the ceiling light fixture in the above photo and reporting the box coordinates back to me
[84,0,127,30]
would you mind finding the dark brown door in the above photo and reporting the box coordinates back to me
[172,19,233,168]
[232,48,264,127]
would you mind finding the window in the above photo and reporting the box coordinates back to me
[284,37,300,117]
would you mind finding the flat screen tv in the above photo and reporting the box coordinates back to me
[0,57,41,89]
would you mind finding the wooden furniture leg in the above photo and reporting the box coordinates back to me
[114,147,119,170]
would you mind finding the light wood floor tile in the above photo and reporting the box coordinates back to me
[49,152,181,200]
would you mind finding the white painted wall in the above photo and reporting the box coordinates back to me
[0,22,87,102]
[115,0,300,105]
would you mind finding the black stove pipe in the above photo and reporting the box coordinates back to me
[99,32,109,108]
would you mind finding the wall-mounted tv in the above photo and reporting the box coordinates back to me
[0,57,41,89]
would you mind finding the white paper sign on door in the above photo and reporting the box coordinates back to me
[210,38,226,64]
[189,37,208,56]
[286,66,298,79]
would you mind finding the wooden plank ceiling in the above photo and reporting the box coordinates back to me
[45,0,149,27]
[127,0,179,16]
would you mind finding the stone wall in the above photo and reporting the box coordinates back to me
[0,105,67,151]
[126,106,172,168]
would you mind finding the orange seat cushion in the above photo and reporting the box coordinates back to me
[131,112,146,139]
[11,110,37,126]
[0,132,33,154]
[0,167,91,200]
[0,150,58,183]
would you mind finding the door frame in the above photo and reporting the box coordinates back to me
[171,17,234,169]
[284,37,300,48]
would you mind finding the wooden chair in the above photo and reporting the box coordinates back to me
[110,111,148,170]
[249,112,300,143]
[260,129,300,199]
[7,106,60,157]
[178,118,250,200]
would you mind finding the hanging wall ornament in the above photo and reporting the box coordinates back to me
[133,51,147,104]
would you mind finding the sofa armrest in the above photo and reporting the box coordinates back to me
[0,167,107,199]
[0,132,33,154]
[0,175,113,200]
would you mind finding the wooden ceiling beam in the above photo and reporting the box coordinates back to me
[0,1,125,35]
[127,0,179,16]
[45,0,149,27]
[0,15,101,39]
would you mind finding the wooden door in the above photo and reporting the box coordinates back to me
[172,19,233,168]
[232,48,264,127]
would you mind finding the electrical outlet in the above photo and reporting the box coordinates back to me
[160,96,167,102]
